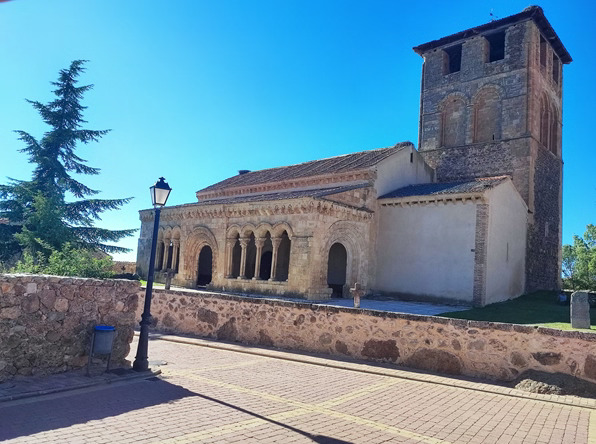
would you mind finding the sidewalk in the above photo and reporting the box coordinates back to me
[0,365,158,403]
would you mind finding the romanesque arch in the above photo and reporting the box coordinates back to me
[539,94,550,148]
[275,230,291,281]
[549,104,559,156]
[327,242,347,297]
[472,86,502,143]
[155,226,182,272]
[440,93,468,147]
[319,221,367,295]
[224,222,293,281]
[183,226,218,285]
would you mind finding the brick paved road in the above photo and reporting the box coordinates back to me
[0,336,594,443]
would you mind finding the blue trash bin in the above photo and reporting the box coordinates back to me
[93,325,115,355]
[87,325,116,376]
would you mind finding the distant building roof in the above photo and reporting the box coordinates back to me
[379,177,508,200]
[413,6,572,64]
[197,142,412,195]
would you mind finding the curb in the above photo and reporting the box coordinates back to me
[144,332,596,411]
[0,368,161,404]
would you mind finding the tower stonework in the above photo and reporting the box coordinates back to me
[413,7,571,292]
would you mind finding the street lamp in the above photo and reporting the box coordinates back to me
[133,177,172,372]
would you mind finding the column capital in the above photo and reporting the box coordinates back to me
[239,237,250,248]
[271,237,282,248]
[255,238,266,248]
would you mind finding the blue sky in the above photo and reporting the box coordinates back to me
[1,0,595,261]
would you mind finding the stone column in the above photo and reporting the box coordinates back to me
[225,238,235,278]
[239,237,249,279]
[269,237,282,281]
[161,241,170,271]
[171,240,180,272]
[155,242,163,270]
[253,238,265,280]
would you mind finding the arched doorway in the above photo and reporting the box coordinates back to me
[197,246,213,286]
[327,242,347,297]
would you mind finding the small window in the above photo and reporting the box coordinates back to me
[539,35,547,67]
[552,54,560,84]
[443,44,462,74]
[486,31,505,62]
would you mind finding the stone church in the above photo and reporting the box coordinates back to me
[137,6,570,307]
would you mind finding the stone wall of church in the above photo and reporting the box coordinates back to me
[137,196,375,300]
[526,142,562,291]
[139,289,596,383]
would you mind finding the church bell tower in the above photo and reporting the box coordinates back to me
[413,6,572,292]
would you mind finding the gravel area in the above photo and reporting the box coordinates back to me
[513,370,596,398]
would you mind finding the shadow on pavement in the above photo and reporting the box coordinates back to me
[1,374,352,443]
[192,391,352,443]
[0,377,195,441]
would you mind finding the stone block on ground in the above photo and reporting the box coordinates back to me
[570,291,591,329]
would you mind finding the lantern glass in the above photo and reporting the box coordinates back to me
[150,177,172,207]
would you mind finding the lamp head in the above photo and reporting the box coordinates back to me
[150,177,172,207]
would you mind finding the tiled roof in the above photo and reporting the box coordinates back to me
[413,6,572,64]
[197,142,412,194]
[379,177,508,200]
[195,184,368,206]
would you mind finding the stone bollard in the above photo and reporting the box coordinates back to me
[165,269,174,290]
[350,282,365,308]
[570,291,591,329]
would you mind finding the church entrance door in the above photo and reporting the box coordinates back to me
[197,246,213,286]
[327,242,347,297]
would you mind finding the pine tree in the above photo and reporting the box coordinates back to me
[0,60,135,260]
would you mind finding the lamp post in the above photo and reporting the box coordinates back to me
[133,177,172,372]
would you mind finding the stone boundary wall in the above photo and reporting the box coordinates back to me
[112,261,137,274]
[0,274,139,382]
[142,289,596,383]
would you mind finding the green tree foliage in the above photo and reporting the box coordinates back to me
[562,224,596,291]
[0,60,135,263]
[13,242,114,279]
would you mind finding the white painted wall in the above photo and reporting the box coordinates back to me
[375,202,477,302]
[374,146,434,197]
[485,181,527,304]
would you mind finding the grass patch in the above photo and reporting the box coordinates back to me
[139,279,164,288]
[438,291,595,331]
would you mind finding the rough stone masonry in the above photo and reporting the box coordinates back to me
[0,274,139,382]
[142,288,596,383]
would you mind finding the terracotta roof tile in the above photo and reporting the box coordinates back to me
[197,142,412,194]
[196,184,367,206]
[379,177,508,199]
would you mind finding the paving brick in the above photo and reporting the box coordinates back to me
[0,336,593,443]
